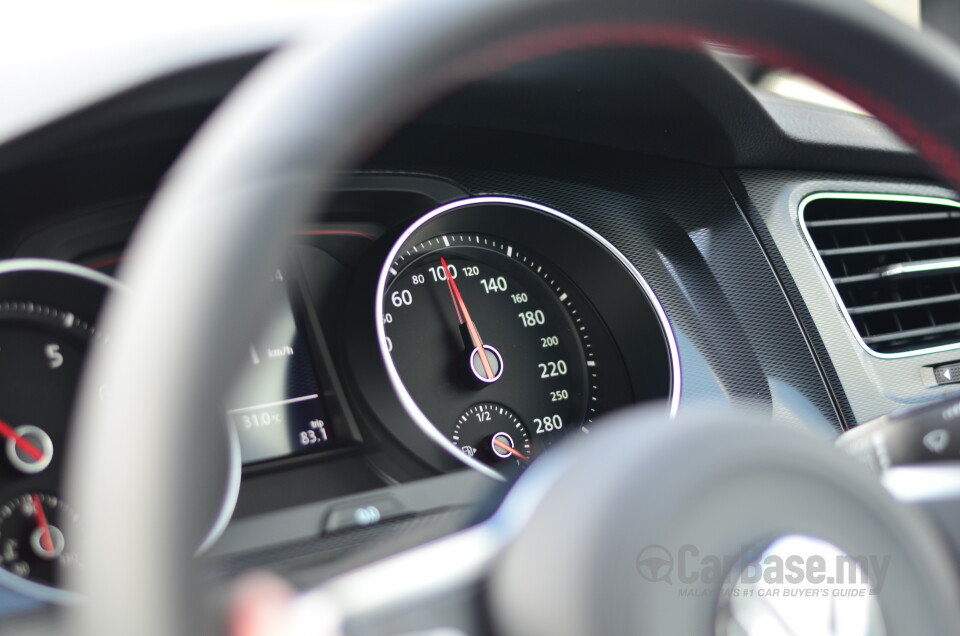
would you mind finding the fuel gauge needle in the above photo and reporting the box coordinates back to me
[440,257,496,380]
[493,438,530,462]
[31,494,54,553]
[0,419,44,461]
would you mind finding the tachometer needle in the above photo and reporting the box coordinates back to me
[0,419,44,461]
[440,257,496,380]
[492,438,530,462]
[31,494,54,553]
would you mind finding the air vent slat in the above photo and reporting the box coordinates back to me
[862,321,960,345]
[806,211,960,228]
[877,257,960,279]
[817,236,960,257]
[802,193,960,356]
[832,273,881,285]
[846,292,960,315]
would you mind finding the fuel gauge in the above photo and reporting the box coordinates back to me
[453,403,532,467]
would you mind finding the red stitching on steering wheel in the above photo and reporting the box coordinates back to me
[455,23,960,186]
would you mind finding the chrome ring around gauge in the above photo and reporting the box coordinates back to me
[375,197,680,479]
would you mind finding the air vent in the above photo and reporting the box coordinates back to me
[800,193,960,357]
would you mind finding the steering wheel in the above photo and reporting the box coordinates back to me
[64,0,960,634]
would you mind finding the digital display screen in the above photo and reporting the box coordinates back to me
[226,270,342,465]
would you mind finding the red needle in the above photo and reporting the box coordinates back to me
[493,438,530,462]
[440,257,496,380]
[31,494,54,553]
[0,419,44,461]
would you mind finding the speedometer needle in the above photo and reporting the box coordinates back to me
[440,257,496,380]
[31,494,54,553]
[493,438,530,462]
[0,419,44,461]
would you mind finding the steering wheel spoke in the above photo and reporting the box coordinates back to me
[293,526,501,636]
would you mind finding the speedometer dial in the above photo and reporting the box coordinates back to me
[374,197,679,479]
[383,232,594,466]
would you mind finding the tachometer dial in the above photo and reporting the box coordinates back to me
[0,260,240,600]
[0,299,96,476]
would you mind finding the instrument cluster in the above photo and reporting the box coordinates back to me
[0,181,678,601]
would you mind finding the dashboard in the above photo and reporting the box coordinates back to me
[1,14,959,621]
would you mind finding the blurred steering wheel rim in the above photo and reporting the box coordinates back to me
[64,0,960,634]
